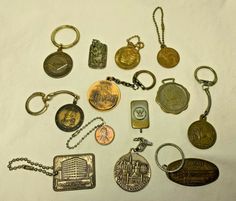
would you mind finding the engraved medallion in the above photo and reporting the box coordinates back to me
[114,152,151,192]
[157,47,180,68]
[87,80,121,111]
[55,104,84,132]
[44,51,73,78]
[95,125,115,145]
[188,118,217,149]
[53,153,96,191]
[156,78,190,114]
[166,158,219,186]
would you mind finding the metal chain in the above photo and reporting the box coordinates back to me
[106,76,139,90]
[66,117,105,149]
[7,157,57,177]
[126,35,144,50]
[152,6,166,47]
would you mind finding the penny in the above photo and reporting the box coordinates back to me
[157,47,180,68]
[188,119,217,149]
[115,46,140,69]
[114,152,151,192]
[95,125,115,145]
[55,104,84,132]
[87,80,121,111]
[44,51,73,78]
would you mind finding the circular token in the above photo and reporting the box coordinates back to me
[188,119,217,149]
[157,47,180,68]
[114,152,151,192]
[87,80,121,111]
[43,51,73,78]
[55,104,84,132]
[115,46,140,69]
[95,125,115,145]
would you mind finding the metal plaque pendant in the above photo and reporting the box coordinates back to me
[156,78,190,114]
[88,39,107,69]
[53,153,96,191]
[166,158,219,186]
[157,46,180,68]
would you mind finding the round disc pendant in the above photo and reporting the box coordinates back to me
[95,125,115,145]
[87,80,121,111]
[157,47,180,68]
[43,51,73,78]
[115,46,140,69]
[114,152,151,192]
[55,104,84,132]
[188,119,217,149]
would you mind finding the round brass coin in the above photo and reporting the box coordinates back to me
[55,104,84,132]
[115,46,140,69]
[157,47,180,68]
[87,80,121,111]
[188,119,217,149]
[95,125,115,145]
[43,51,73,78]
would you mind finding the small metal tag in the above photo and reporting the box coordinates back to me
[53,153,96,191]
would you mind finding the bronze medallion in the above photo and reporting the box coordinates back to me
[188,119,216,149]
[55,104,84,132]
[157,47,180,68]
[95,125,115,145]
[44,51,73,78]
[87,80,121,111]
[115,46,140,69]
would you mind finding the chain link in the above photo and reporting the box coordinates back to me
[106,76,139,90]
[126,35,144,50]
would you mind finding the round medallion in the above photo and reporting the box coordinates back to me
[87,80,121,111]
[157,47,180,68]
[95,125,115,145]
[114,152,151,192]
[43,51,73,78]
[115,46,140,69]
[156,79,190,114]
[133,107,147,120]
[188,119,217,149]
[55,104,84,132]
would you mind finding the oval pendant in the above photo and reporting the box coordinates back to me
[157,47,180,68]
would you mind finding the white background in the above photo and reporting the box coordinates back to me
[0,0,236,200]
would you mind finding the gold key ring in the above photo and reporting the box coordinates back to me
[194,66,218,87]
[51,25,80,49]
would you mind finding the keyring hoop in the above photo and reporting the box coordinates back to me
[155,143,185,173]
[51,25,80,49]
[25,92,48,116]
[194,66,218,87]
[133,70,156,90]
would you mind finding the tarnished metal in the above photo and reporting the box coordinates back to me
[95,125,115,145]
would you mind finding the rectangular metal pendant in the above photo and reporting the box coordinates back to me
[88,39,107,69]
[53,153,96,191]
[131,100,149,133]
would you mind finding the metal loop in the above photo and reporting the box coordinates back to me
[162,78,175,84]
[51,25,80,49]
[155,143,185,173]
[133,137,153,153]
[194,66,218,87]
[132,70,156,90]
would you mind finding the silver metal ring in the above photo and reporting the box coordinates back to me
[155,143,185,173]
[194,66,218,87]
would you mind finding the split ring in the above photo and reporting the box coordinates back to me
[133,70,156,90]
[194,66,218,87]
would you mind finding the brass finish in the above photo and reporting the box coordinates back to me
[157,47,180,68]
[95,125,115,145]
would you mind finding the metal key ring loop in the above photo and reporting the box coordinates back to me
[51,25,80,49]
[133,70,156,90]
[155,143,185,173]
[194,66,218,87]
[25,92,49,116]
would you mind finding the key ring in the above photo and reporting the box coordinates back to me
[155,143,185,173]
[51,25,80,49]
[132,70,156,90]
[194,66,218,87]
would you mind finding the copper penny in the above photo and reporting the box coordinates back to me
[95,125,115,145]
[157,47,180,68]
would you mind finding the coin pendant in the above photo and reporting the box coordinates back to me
[55,104,84,132]
[157,47,180,68]
[95,125,115,145]
[115,46,140,69]
[87,80,121,111]
[188,119,217,149]
[43,51,73,78]
[114,152,151,192]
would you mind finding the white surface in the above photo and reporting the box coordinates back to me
[0,0,236,200]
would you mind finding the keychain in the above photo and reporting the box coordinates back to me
[43,25,80,78]
[114,137,152,192]
[115,35,144,69]
[25,90,84,132]
[152,7,180,68]
[188,66,218,149]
